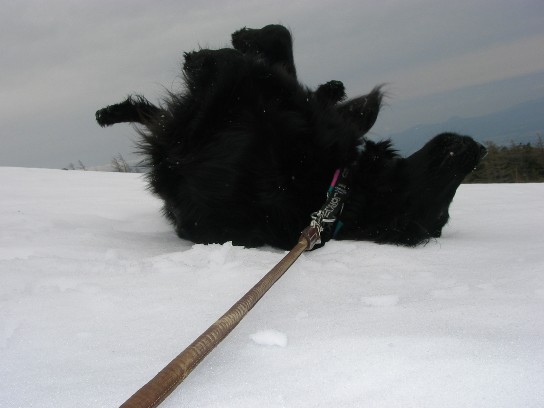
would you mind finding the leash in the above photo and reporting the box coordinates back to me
[119,169,350,408]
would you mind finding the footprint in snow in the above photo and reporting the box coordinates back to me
[250,330,288,347]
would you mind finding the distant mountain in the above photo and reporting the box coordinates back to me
[384,96,544,155]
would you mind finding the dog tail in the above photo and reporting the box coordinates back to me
[337,85,385,135]
[96,95,162,128]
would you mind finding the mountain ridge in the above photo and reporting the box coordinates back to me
[383,95,544,155]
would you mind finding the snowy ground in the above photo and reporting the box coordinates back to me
[1,167,543,408]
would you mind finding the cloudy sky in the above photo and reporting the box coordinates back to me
[2,0,544,168]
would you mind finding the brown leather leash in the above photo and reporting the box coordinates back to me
[119,169,349,408]
[120,226,319,408]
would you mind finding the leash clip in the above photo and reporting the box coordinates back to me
[302,168,350,251]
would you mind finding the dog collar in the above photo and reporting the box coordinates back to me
[307,168,350,250]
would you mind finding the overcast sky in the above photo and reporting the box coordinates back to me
[2,0,544,168]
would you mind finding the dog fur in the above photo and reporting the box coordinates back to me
[96,24,486,250]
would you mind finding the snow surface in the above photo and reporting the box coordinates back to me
[250,330,288,348]
[1,167,543,408]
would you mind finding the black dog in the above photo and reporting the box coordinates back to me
[96,25,486,250]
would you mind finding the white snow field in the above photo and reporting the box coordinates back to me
[1,167,543,407]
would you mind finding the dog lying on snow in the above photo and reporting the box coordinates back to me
[96,24,486,250]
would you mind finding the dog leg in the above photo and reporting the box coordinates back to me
[231,24,296,77]
[96,96,161,127]
[182,48,244,89]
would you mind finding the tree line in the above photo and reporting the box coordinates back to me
[464,136,544,183]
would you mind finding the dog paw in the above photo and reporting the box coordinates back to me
[315,80,346,104]
[95,107,114,127]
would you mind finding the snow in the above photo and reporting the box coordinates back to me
[1,167,543,408]
[250,330,288,347]
[360,295,400,307]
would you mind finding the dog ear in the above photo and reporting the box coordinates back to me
[336,85,384,134]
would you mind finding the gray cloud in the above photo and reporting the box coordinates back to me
[1,0,543,168]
